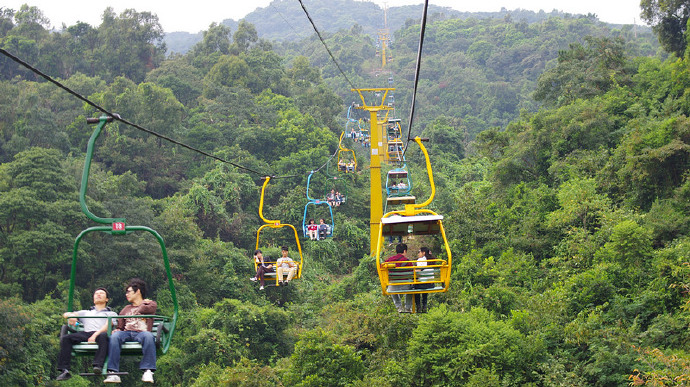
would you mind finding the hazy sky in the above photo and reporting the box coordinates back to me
[2,0,644,33]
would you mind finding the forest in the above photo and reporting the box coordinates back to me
[0,0,689,386]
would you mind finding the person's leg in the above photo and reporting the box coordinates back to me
[414,294,421,312]
[93,331,110,369]
[390,294,403,311]
[421,293,429,312]
[388,285,404,311]
[286,267,296,282]
[57,331,91,371]
[277,267,285,284]
[107,331,130,372]
[256,266,265,287]
[404,293,413,312]
[133,332,156,371]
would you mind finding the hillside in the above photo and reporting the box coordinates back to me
[164,0,603,54]
[0,3,688,386]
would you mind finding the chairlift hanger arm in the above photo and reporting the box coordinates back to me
[81,116,125,225]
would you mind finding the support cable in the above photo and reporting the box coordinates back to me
[402,0,429,159]
[297,0,357,90]
[0,48,267,176]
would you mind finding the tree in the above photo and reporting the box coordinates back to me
[534,37,631,107]
[641,0,690,57]
[96,7,166,82]
[407,306,542,386]
[231,20,259,54]
[192,22,232,57]
[0,148,82,301]
[284,328,365,387]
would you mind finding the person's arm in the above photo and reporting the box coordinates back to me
[138,300,158,315]
[87,314,114,342]
[63,310,82,326]
[114,306,129,331]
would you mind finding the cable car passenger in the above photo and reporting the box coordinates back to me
[414,247,436,313]
[318,218,331,239]
[56,287,117,381]
[384,243,413,313]
[306,219,319,241]
[276,246,297,286]
[250,249,274,290]
[105,279,157,384]
[326,189,337,207]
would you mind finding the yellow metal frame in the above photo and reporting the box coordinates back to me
[374,137,452,295]
[254,176,304,285]
[336,132,357,173]
[385,138,404,164]
[352,88,394,253]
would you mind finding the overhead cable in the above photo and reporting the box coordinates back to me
[402,0,429,159]
[297,0,357,90]
[0,47,275,177]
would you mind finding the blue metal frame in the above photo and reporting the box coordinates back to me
[302,171,335,238]
[385,162,412,197]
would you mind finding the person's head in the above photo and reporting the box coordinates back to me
[395,243,408,254]
[309,219,315,224]
[319,218,325,224]
[125,278,147,303]
[93,287,109,305]
[281,246,289,256]
[419,246,433,259]
[254,249,263,259]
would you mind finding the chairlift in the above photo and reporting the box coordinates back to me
[375,137,452,312]
[64,116,178,375]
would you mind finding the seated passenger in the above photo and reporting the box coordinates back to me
[338,161,347,172]
[318,218,331,239]
[306,219,318,241]
[326,189,336,206]
[105,278,157,384]
[276,246,297,285]
[347,162,355,173]
[56,287,117,381]
[385,243,413,313]
[250,249,274,290]
[336,191,345,205]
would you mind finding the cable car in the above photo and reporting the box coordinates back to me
[302,171,334,239]
[345,104,361,141]
[387,118,402,140]
[386,138,404,164]
[337,132,357,173]
[385,163,415,207]
[375,137,452,312]
[64,116,178,375]
[255,176,304,286]
[324,158,351,204]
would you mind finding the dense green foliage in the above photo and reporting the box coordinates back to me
[0,3,689,386]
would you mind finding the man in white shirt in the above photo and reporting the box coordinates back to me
[276,246,298,286]
[56,287,117,381]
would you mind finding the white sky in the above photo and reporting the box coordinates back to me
[1,0,644,33]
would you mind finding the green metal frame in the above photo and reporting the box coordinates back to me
[67,115,178,355]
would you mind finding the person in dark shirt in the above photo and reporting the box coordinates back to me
[104,278,157,384]
[384,243,413,313]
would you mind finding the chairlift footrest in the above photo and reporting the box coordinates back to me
[79,371,128,376]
